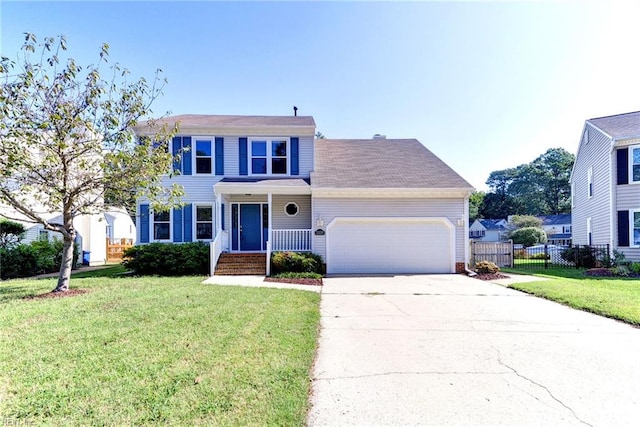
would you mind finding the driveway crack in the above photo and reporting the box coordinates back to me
[381,295,410,316]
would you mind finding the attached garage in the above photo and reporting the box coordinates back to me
[326,217,455,274]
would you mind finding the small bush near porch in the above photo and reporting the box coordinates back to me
[271,251,323,275]
[0,274,320,425]
[122,242,209,276]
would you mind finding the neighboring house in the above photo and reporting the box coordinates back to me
[570,111,640,261]
[133,114,474,274]
[469,218,508,242]
[0,204,108,265]
[104,206,136,243]
[538,214,572,246]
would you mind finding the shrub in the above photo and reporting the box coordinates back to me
[561,246,598,268]
[0,219,26,249]
[629,263,640,275]
[513,249,527,259]
[585,268,614,277]
[509,227,547,247]
[0,239,78,280]
[122,242,210,276]
[611,265,630,277]
[271,251,323,275]
[474,260,500,274]
[530,252,550,260]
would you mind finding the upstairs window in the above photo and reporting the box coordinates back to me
[250,138,288,175]
[195,140,212,174]
[153,211,170,240]
[632,146,640,183]
[587,167,593,198]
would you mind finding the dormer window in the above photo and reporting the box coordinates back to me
[250,138,288,175]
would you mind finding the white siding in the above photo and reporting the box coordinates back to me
[312,197,467,264]
[571,125,612,246]
[615,145,640,261]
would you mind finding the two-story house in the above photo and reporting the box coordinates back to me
[469,218,508,242]
[134,114,474,274]
[570,111,640,261]
[538,214,572,246]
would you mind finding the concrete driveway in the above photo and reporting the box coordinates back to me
[307,274,640,426]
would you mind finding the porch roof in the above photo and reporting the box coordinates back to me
[213,177,311,195]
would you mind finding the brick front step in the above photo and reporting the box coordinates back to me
[215,253,267,276]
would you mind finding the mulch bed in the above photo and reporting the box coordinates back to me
[23,289,89,300]
[472,273,510,281]
[264,277,323,286]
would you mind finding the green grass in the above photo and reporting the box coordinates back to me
[0,274,320,426]
[271,272,323,279]
[503,267,640,325]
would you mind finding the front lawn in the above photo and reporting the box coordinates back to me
[0,274,320,426]
[503,267,640,325]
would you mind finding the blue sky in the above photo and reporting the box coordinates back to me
[2,1,640,190]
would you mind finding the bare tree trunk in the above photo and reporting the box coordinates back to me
[53,233,75,292]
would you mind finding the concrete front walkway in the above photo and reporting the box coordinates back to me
[308,274,640,426]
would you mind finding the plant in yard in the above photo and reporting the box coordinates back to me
[0,218,25,248]
[0,34,181,292]
[271,251,323,274]
[474,260,500,274]
[561,246,598,268]
[122,242,209,276]
[509,227,547,247]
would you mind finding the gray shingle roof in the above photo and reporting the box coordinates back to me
[139,114,316,128]
[587,111,640,139]
[478,219,507,230]
[538,214,571,226]
[312,139,473,189]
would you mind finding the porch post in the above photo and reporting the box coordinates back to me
[267,193,273,244]
[216,192,222,235]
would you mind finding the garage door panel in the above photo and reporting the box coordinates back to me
[327,218,453,274]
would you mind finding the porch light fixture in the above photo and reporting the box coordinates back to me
[457,218,464,226]
[316,217,324,227]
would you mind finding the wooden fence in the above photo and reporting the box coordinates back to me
[106,238,134,262]
[470,241,513,267]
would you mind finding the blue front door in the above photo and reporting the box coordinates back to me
[240,204,262,251]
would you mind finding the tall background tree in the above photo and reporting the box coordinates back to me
[0,34,182,292]
[479,148,574,218]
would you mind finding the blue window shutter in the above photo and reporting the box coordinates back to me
[239,137,248,175]
[291,137,299,175]
[172,207,183,242]
[182,137,192,175]
[618,210,630,246]
[140,204,150,243]
[617,148,629,185]
[172,137,182,173]
[183,204,193,242]
[215,137,224,175]
[221,203,225,231]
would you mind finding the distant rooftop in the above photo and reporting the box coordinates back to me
[538,214,571,225]
[587,111,640,140]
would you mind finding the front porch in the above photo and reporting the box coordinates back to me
[210,178,314,275]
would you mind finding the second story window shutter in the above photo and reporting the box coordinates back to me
[173,207,183,242]
[215,137,224,175]
[618,210,630,246]
[291,137,299,175]
[183,204,193,242]
[221,203,225,231]
[239,137,248,175]
[172,137,182,173]
[139,204,150,243]
[182,137,192,175]
[617,148,629,185]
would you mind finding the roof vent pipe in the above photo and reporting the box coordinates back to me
[373,134,386,139]
[293,106,298,116]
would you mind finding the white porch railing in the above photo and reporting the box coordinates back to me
[271,229,312,252]
[210,233,223,276]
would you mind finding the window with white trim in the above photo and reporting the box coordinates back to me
[632,210,640,246]
[250,138,288,175]
[284,202,299,216]
[153,211,170,240]
[587,217,592,245]
[587,167,593,198]
[195,139,212,174]
[631,146,640,183]
[196,205,213,240]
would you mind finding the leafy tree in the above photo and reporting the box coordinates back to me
[508,215,542,229]
[482,148,574,216]
[0,34,182,292]
[468,191,484,221]
[0,218,26,249]
[509,227,547,247]
[315,131,326,139]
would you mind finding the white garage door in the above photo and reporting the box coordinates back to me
[326,217,454,274]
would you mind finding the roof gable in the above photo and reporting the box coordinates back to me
[312,138,473,190]
[587,111,640,140]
